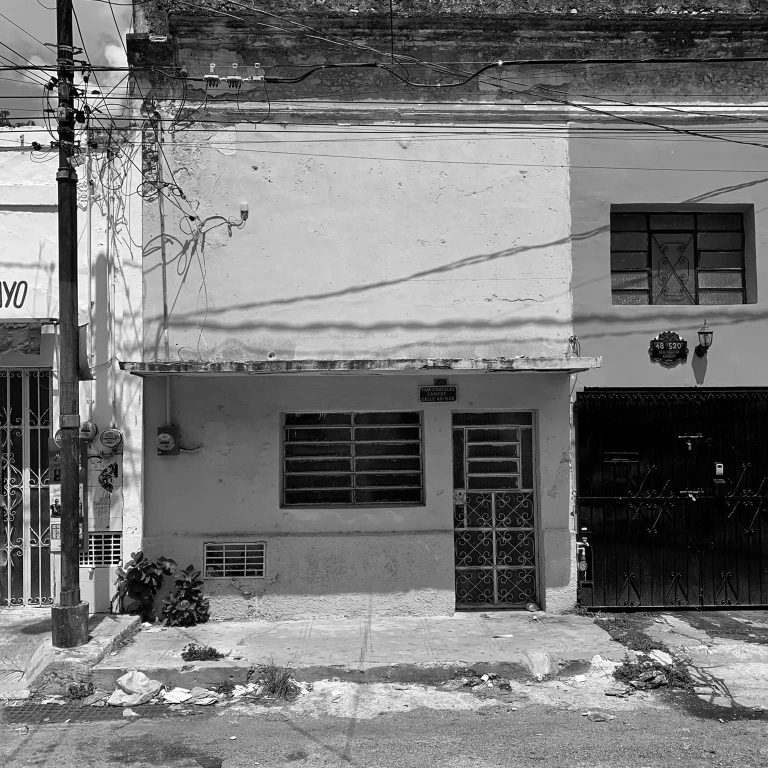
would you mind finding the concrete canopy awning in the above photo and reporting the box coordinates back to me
[119,357,601,376]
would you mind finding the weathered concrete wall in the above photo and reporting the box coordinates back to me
[141,372,574,618]
[142,125,572,362]
[136,0,768,35]
[570,122,768,389]
[130,5,768,107]
[0,128,144,610]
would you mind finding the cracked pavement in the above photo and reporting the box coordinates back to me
[601,611,768,712]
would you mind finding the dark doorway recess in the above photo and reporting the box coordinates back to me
[576,388,768,609]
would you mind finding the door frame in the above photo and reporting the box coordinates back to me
[451,409,542,610]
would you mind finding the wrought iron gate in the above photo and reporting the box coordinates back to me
[576,389,768,608]
[453,412,538,608]
[0,369,53,607]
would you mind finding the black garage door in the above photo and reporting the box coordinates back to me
[576,389,768,608]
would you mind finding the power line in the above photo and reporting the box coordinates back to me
[0,11,52,53]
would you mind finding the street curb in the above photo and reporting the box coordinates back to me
[26,614,141,696]
[92,657,559,690]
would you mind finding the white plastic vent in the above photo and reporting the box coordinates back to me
[204,542,265,578]
[79,532,122,566]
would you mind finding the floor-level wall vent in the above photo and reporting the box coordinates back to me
[204,542,266,578]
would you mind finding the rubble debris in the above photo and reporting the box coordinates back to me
[581,711,616,722]
[630,670,668,690]
[605,686,634,698]
[648,649,674,667]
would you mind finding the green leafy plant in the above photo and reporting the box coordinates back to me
[161,564,210,627]
[112,551,176,621]
[181,643,224,662]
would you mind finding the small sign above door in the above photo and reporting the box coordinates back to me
[419,378,457,402]
[649,330,688,368]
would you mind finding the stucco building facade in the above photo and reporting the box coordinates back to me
[0,127,143,613]
[124,0,768,618]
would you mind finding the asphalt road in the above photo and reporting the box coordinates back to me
[2,700,768,768]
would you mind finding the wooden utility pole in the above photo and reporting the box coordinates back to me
[51,0,89,647]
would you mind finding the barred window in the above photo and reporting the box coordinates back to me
[204,542,265,578]
[610,209,748,305]
[282,412,424,506]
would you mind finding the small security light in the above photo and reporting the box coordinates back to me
[695,321,714,357]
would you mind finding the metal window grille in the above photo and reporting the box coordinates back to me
[610,209,747,306]
[79,533,122,566]
[204,542,265,578]
[282,411,424,506]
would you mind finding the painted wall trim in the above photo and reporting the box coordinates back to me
[121,356,601,376]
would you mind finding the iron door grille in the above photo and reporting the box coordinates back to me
[453,412,538,608]
[0,369,53,607]
[282,411,423,506]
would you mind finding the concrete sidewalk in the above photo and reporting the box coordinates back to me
[91,612,625,691]
[0,610,139,699]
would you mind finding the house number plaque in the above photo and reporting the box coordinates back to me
[649,330,688,368]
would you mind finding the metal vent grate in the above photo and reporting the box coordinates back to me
[79,533,122,566]
[204,542,265,578]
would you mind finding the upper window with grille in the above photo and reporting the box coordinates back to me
[610,209,750,305]
[282,412,424,506]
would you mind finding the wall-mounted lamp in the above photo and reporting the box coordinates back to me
[695,320,714,357]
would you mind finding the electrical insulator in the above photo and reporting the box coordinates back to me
[226,62,242,89]
[204,62,220,88]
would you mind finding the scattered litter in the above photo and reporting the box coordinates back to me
[525,603,539,612]
[187,687,219,706]
[122,708,139,718]
[492,634,515,638]
[40,697,66,706]
[230,736,237,740]
[107,670,163,707]
[162,687,192,704]
[14,726,28,734]
[581,711,616,722]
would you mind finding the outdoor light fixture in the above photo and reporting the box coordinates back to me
[695,320,714,357]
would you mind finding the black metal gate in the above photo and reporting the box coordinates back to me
[576,389,768,608]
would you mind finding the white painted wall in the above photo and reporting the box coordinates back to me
[141,371,574,618]
[142,124,573,362]
[0,127,143,611]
